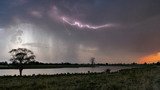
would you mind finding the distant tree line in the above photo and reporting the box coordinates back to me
[0,61,8,65]
[1,61,160,66]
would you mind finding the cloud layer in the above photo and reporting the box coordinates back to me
[0,0,160,63]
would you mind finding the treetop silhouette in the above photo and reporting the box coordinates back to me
[9,48,36,76]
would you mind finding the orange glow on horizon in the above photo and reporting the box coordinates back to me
[139,52,160,64]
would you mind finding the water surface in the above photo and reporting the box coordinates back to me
[0,66,133,76]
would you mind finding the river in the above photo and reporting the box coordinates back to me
[0,66,133,76]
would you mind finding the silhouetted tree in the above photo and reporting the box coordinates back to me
[9,48,35,76]
[0,61,8,65]
[90,57,95,66]
[156,61,160,65]
[106,63,109,65]
[131,62,137,65]
[144,62,147,65]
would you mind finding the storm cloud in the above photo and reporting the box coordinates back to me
[0,0,160,63]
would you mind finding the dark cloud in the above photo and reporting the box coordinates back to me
[0,0,160,63]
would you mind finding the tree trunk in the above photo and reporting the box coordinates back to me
[19,60,23,76]
[19,68,23,76]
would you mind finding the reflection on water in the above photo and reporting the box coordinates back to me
[0,66,132,76]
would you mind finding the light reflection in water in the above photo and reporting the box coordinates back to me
[0,66,132,76]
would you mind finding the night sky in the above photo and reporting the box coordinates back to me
[1,0,160,63]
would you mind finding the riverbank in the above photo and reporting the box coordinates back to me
[0,66,159,90]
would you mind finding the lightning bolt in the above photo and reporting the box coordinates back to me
[62,17,114,29]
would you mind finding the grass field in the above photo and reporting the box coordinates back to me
[0,66,159,90]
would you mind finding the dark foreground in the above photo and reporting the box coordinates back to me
[0,66,160,90]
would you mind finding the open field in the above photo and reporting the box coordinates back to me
[0,66,159,90]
